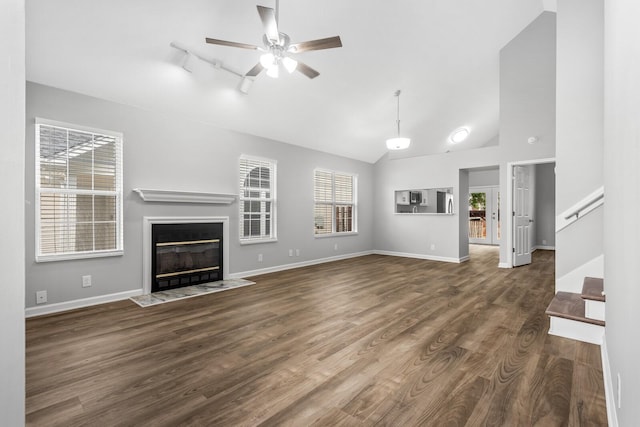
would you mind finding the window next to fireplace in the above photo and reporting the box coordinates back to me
[151,222,223,292]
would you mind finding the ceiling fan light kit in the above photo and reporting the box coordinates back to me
[386,90,411,150]
[205,2,342,81]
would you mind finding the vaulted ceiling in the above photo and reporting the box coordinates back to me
[26,0,555,163]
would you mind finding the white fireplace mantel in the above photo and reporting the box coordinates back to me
[133,188,236,204]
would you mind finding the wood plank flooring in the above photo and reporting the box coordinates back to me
[26,245,608,426]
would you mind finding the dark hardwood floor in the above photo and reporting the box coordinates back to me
[26,245,607,426]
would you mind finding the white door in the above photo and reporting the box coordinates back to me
[513,165,533,266]
[469,186,501,245]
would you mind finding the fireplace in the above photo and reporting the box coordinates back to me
[151,222,222,292]
[142,216,230,294]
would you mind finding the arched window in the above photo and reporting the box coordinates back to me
[239,156,276,242]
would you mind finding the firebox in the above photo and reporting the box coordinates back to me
[151,222,223,292]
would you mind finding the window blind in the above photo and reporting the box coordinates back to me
[239,156,276,242]
[36,120,123,261]
[314,169,356,235]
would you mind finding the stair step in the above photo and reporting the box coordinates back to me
[545,291,605,326]
[581,277,605,301]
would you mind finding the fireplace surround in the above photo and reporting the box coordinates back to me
[142,216,230,294]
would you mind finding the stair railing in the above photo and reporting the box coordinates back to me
[556,186,604,232]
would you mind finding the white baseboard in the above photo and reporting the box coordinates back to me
[556,253,604,294]
[601,336,619,427]
[372,250,468,264]
[498,262,511,269]
[25,289,143,318]
[228,251,375,279]
[533,245,556,251]
[548,316,604,345]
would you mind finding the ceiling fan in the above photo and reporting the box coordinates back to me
[205,1,342,79]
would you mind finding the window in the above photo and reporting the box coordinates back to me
[35,119,123,261]
[239,156,276,243]
[314,169,357,235]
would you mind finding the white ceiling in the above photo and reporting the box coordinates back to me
[26,0,550,163]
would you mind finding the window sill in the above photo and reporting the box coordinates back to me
[314,232,359,238]
[36,249,124,263]
[239,238,278,246]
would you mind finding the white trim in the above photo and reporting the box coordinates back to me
[548,316,604,345]
[556,253,604,293]
[314,232,359,239]
[373,250,468,264]
[133,188,236,204]
[505,158,556,267]
[36,117,123,139]
[25,289,142,318]
[228,251,375,279]
[498,262,511,269]
[532,245,556,251]
[142,216,230,294]
[601,336,619,427]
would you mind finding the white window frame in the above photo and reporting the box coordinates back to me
[314,168,358,237]
[35,118,124,262]
[239,155,277,244]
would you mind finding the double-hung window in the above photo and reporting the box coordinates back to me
[314,169,357,235]
[35,119,123,261]
[239,156,277,243]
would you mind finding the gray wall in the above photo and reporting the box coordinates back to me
[374,12,556,266]
[468,167,499,187]
[534,162,555,247]
[555,0,604,278]
[1,0,25,424]
[604,0,640,423]
[25,82,374,308]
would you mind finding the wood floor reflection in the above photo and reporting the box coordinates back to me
[26,245,607,426]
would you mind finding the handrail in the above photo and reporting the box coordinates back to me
[556,186,604,232]
[564,193,604,220]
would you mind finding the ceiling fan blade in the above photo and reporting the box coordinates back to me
[257,6,280,44]
[296,61,320,79]
[205,38,259,50]
[246,63,264,77]
[288,36,342,53]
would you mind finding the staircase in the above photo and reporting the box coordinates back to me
[546,277,605,344]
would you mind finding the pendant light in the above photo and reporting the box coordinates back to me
[386,90,411,150]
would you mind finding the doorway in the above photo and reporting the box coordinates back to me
[507,159,556,268]
[469,186,500,245]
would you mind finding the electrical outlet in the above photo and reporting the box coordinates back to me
[289,249,293,257]
[334,244,338,251]
[542,239,547,245]
[82,275,92,287]
[295,249,300,257]
[430,243,436,251]
[36,290,47,304]
[258,253,263,262]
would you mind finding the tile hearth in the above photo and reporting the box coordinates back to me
[129,278,255,307]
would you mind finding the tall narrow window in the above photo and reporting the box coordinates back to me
[36,119,123,261]
[314,169,357,235]
[239,156,276,243]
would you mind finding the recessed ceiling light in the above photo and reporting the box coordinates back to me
[449,127,470,144]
